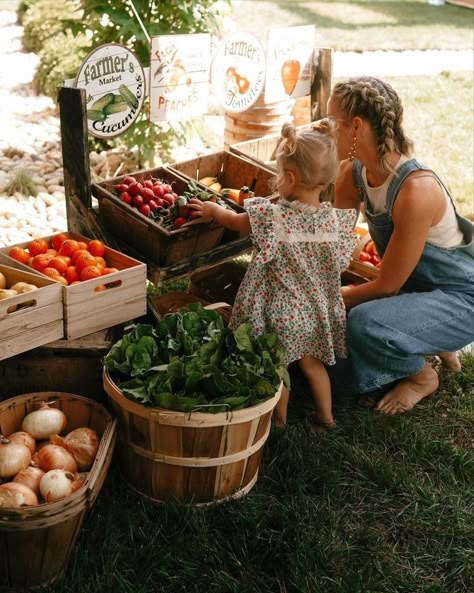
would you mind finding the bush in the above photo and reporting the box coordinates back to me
[21,0,79,53]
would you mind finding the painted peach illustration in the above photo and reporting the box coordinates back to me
[281,59,300,96]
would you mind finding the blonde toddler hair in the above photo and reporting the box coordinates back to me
[275,121,338,192]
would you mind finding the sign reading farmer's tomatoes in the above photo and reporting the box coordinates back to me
[212,32,266,113]
[149,34,211,122]
[264,25,315,103]
[75,44,145,138]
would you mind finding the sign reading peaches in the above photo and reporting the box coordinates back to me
[150,34,211,122]
[264,25,315,103]
[75,44,145,139]
[212,32,266,113]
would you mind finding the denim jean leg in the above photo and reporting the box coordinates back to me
[347,290,474,394]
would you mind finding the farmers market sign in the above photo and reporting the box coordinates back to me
[264,25,315,103]
[75,43,145,139]
[212,32,266,113]
[149,34,211,122]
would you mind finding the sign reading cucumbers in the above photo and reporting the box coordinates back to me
[75,43,145,139]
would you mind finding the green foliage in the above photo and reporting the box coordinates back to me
[104,303,288,412]
[66,0,230,67]
[21,0,79,53]
[32,31,89,99]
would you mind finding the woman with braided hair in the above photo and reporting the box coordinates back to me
[327,75,473,414]
[190,122,357,428]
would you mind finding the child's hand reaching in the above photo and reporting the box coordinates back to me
[188,197,222,220]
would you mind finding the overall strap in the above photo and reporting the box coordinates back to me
[351,159,367,203]
[385,158,453,215]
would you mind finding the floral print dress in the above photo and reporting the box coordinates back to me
[229,197,357,366]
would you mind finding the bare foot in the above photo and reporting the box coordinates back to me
[309,411,336,431]
[358,392,381,409]
[437,352,461,373]
[374,363,439,415]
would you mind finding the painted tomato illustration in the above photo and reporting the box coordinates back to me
[281,59,301,95]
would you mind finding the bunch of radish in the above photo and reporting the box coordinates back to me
[113,177,228,230]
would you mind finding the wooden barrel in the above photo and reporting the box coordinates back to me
[224,92,295,149]
[103,369,282,505]
[0,392,116,589]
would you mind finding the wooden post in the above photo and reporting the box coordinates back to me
[57,85,118,246]
[311,48,333,121]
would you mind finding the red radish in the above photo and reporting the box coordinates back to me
[128,181,143,196]
[161,183,173,194]
[141,188,155,203]
[123,176,136,185]
[133,195,144,208]
[139,204,151,217]
[153,184,164,198]
[143,180,154,190]
[173,217,188,229]
[119,191,132,204]
[114,183,129,193]
[178,206,190,217]
[152,197,163,208]
[148,200,159,210]
[163,193,175,205]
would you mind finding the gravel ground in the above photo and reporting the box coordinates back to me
[0,7,472,247]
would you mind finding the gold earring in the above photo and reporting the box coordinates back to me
[348,136,357,161]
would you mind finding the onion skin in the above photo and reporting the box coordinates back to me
[35,444,77,474]
[22,403,67,440]
[40,470,74,503]
[0,481,38,506]
[52,427,99,471]
[0,436,32,479]
[8,431,36,455]
[13,466,45,496]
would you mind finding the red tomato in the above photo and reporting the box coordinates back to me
[358,251,372,263]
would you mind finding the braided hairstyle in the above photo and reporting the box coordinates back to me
[331,76,414,173]
[275,121,338,191]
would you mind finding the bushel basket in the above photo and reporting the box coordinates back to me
[103,369,282,505]
[0,392,116,590]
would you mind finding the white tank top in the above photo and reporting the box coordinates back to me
[362,156,464,248]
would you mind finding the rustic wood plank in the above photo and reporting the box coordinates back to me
[311,48,333,120]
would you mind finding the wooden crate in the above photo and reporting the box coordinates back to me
[0,264,64,361]
[348,228,380,281]
[168,150,278,201]
[0,233,147,340]
[0,325,121,403]
[92,167,225,265]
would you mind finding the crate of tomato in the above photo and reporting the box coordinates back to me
[348,227,381,281]
[92,168,232,265]
[1,232,147,340]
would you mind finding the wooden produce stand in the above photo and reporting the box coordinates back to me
[58,47,333,286]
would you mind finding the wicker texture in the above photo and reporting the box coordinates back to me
[0,392,116,590]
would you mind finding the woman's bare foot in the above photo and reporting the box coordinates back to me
[437,351,461,373]
[374,362,439,415]
[358,392,381,409]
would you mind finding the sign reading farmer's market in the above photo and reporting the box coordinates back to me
[75,43,145,139]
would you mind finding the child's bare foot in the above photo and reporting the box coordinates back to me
[374,362,439,415]
[309,411,336,431]
[437,351,461,373]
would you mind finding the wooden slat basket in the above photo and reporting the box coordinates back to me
[0,392,116,590]
[103,369,282,505]
[92,167,225,265]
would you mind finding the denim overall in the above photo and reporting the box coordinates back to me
[345,158,474,394]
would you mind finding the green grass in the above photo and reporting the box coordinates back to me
[44,353,474,593]
[228,0,474,50]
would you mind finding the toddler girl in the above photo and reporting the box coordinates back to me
[189,122,357,428]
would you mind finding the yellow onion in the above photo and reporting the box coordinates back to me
[13,466,45,496]
[0,481,38,506]
[22,403,67,440]
[0,488,24,508]
[8,431,36,455]
[40,469,74,503]
[0,436,31,479]
[71,472,88,493]
[52,427,99,471]
[35,444,77,474]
